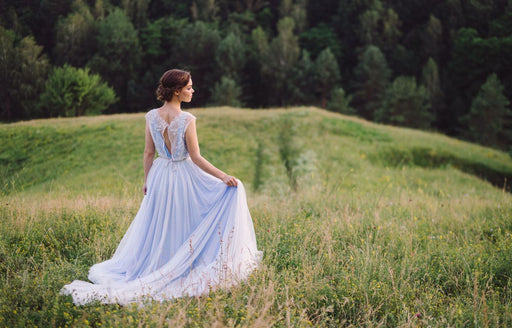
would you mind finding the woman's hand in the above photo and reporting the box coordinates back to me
[142,183,148,195]
[222,174,238,187]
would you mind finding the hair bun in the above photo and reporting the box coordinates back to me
[156,85,174,102]
[155,69,191,102]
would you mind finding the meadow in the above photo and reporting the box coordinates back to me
[0,107,511,327]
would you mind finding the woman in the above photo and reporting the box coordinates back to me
[61,69,262,305]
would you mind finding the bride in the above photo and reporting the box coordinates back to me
[61,69,262,305]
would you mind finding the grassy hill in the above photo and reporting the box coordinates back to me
[1,107,511,327]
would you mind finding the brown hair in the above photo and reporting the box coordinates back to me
[155,69,191,102]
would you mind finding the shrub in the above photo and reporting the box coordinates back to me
[39,65,117,117]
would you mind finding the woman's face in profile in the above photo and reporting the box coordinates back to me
[180,79,194,102]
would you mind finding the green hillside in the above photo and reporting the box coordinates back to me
[1,107,511,327]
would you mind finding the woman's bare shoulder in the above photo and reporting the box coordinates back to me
[182,111,196,120]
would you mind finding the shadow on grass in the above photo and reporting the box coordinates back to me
[371,146,512,192]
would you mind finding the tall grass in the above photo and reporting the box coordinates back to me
[1,107,511,327]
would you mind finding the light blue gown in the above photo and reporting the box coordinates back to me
[61,109,262,305]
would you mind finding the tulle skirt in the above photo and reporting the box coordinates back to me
[61,157,262,305]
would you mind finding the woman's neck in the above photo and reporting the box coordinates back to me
[161,99,181,113]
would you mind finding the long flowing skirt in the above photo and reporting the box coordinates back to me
[61,157,262,305]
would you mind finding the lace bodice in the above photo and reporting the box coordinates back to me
[145,109,196,160]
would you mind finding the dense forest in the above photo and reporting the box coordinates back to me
[1,0,511,150]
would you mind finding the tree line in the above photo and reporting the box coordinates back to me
[1,0,511,151]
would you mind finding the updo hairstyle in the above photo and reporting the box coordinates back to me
[156,69,191,102]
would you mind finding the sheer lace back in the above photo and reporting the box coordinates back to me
[146,109,196,160]
[155,112,180,155]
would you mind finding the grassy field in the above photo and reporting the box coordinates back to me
[1,106,511,327]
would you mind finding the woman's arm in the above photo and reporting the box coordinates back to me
[185,119,238,187]
[143,121,156,194]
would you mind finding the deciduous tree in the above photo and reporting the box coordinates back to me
[172,21,221,105]
[87,8,142,112]
[39,65,117,117]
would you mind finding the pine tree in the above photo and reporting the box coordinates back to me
[191,0,219,22]
[359,0,402,54]
[279,0,308,33]
[376,76,432,129]
[53,0,96,67]
[421,57,444,123]
[121,0,151,28]
[314,48,340,108]
[422,15,443,62]
[209,76,242,107]
[261,17,301,106]
[215,32,246,83]
[327,88,354,114]
[0,27,49,120]
[462,73,511,147]
[291,49,316,105]
[353,45,391,120]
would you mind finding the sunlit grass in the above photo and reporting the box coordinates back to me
[1,107,511,327]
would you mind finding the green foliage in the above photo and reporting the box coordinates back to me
[140,16,188,63]
[462,73,512,147]
[137,16,190,108]
[0,27,50,121]
[2,0,512,152]
[421,57,444,118]
[251,26,269,55]
[327,88,355,115]
[299,23,341,59]
[53,0,96,67]
[259,17,301,106]
[121,0,151,27]
[376,76,433,129]
[359,0,402,53]
[209,76,242,107]
[291,50,316,105]
[314,48,341,108]
[88,8,142,112]
[448,28,512,117]
[278,0,308,32]
[139,19,164,58]
[489,9,512,37]
[173,21,221,104]
[353,45,391,120]
[38,65,117,117]
[191,0,220,22]
[422,15,443,62]
[215,32,246,82]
